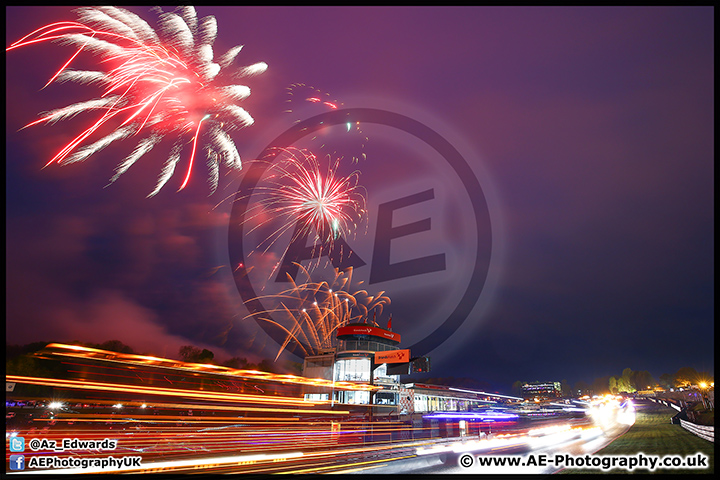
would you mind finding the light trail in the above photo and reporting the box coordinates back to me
[6,347,629,475]
[11,451,306,475]
[35,343,379,391]
[7,375,328,406]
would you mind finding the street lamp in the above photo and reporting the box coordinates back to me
[698,382,708,409]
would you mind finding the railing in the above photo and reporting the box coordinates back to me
[679,419,714,443]
[651,398,681,411]
[649,398,714,442]
[652,389,714,408]
[338,340,397,352]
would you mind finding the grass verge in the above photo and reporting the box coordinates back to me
[559,399,713,474]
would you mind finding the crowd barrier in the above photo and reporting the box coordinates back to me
[679,419,714,443]
[649,397,714,442]
[650,397,681,411]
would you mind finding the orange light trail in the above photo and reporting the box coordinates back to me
[38,343,379,391]
[7,375,328,406]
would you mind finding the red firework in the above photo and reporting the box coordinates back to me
[6,6,267,196]
[243,147,367,256]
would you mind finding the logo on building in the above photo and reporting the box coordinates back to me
[374,349,411,364]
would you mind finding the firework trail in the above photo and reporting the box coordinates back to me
[286,83,341,113]
[6,6,267,196]
[245,265,390,359]
[236,146,367,279]
[285,83,369,165]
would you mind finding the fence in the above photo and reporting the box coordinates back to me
[650,398,681,411]
[649,398,714,442]
[679,419,714,443]
[653,390,714,409]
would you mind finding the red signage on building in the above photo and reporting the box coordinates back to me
[336,325,401,343]
[374,349,411,364]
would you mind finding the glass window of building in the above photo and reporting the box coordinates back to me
[334,357,371,382]
[414,394,428,413]
[372,364,400,384]
[337,390,370,405]
[375,391,397,405]
[303,393,329,401]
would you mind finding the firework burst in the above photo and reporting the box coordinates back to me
[6,6,267,196]
[238,147,367,278]
[246,265,390,359]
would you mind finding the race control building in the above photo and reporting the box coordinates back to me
[301,320,520,416]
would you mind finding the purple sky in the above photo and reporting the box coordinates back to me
[5,6,713,390]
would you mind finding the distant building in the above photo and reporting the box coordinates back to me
[521,381,562,400]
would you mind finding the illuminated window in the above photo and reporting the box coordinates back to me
[336,390,370,405]
[372,364,400,384]
[414,394,428,413]
[334,357,371,382]
[304,393,329,401]
[375,391,397,405]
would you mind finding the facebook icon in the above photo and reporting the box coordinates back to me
[9,454,25,471]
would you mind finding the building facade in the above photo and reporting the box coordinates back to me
[302,321,519,414]
[302,322,402,406]
[521,381,562,400]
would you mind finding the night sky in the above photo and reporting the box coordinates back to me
[5,6,714,391]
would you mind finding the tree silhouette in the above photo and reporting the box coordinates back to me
[674,367,700,387]
[179,345,216,363]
